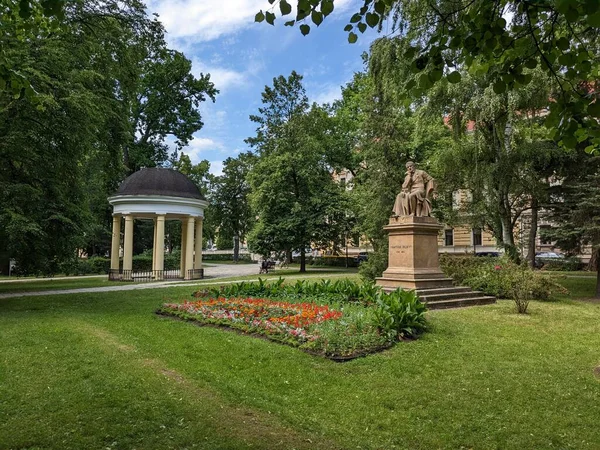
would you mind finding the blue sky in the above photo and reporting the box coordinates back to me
[147,0,380,175]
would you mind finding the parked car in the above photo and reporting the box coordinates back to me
[353,252,369,264]
[534,251,563,268]
[475,251,500,257]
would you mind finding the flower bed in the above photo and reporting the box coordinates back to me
[158,279,428,360]
[160,297,342,343]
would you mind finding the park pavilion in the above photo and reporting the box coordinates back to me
[107,168,208,281]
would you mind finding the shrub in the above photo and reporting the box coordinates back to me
[192,278,383,305]
[372,289,427,339]
[359,246,388,282]
[539,257,583,271]
[508,271,534,314]
[440,254,568,301]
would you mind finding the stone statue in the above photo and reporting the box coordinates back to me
[392,161,435,217]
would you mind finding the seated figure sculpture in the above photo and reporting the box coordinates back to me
[392,161,435,217]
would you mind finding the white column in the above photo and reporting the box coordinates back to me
[123,215,134,280]
[155,215,165,280]
[185,216,195,279]
[152,217,158,272]
[180,220,187,278]
[194,217,203,271]
[110,215,121,272]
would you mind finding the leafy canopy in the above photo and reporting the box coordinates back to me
[256,0,600,152]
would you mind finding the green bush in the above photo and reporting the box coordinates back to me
[539,257,583,271]
[308,256,358,267]
[202,253,252,262]
[193,278,383,305]
[440,254,568,301]
[359,246,388,282]
[372,289,427,339]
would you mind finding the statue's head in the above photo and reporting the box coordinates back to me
[406,161,415,173]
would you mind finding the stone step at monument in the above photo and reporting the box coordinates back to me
[422,296,497,310]
[381,285,496,310]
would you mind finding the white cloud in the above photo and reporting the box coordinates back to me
[184,136,224,162]
[149,0,355,44]
[193,60,247,92]
[312,83,342,105]
[209,160,224,176]
[149,0,269,43]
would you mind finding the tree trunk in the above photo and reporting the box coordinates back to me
[233,234,239,263]
[300,248,306,273]
[591,247,600,298]
[527,198,539,269]
[285,249,292,264]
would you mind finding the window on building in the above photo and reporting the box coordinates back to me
[444,229,454,246]
[472,228,482,246]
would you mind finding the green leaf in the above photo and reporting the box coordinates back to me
[556,37,570,51]
[366,12,379,27]
[493,80,506,94]
[265,11,276,25]
[588,101,600,117]
[374,1,385,14]
[561,134,577,149]
[564,7,580,23]
[524,58,538,69]
[584,0,600,14]
[300,24,310,35]
[284,20,295,26]
[312,10,323,26]
[321,0,334,16]
[588,11,600,27]
[255,11,265,22]
[279,0,292,15]
[350,13,361,23]
[348,32,358,44]
[344,24,353,32]
[358,22,367,33]
[429,69,443,82]
[447,71,461,83]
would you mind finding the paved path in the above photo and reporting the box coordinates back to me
[0,264,260,299]
[0,265,349,299]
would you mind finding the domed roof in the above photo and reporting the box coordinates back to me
[115,168,204,200]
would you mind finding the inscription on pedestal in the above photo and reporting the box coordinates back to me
[377,216,452,290]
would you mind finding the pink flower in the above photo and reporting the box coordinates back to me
[494,265,502,270]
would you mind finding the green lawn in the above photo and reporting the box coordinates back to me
[0,276,121,293]
[1,276,599,449]
[0,267,358,294]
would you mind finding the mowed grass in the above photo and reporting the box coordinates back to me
[0,266,357,294]
[1,276,599,449]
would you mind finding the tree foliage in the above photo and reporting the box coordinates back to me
[257,0,600,152]
[0,0,216,273]
[210,152,256,260]
[247,72,353,272]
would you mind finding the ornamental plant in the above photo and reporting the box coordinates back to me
[372,289,427,339]
[159,297,343,344]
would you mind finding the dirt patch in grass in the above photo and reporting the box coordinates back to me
[577,297,600,304]
[77,321,340,449]
[594,366,600,379]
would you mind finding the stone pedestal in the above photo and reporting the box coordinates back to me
[376,216,453,290]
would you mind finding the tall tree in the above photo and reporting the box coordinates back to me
[0,0,217,273]
[545,160,600,297]
[247,72,353,272]
[124,50,217,172]
[210,153,256,262]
